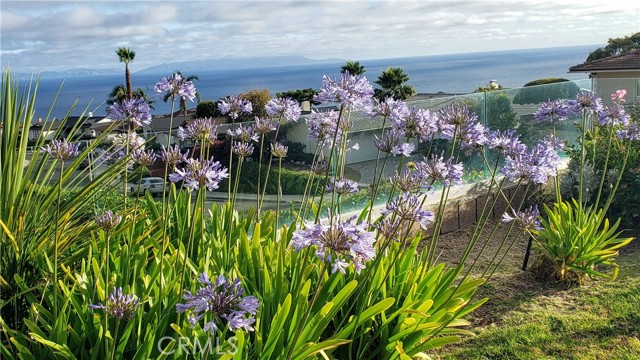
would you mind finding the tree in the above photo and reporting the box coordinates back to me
[586,32,640,62]
[374,67,416,100]
[115,47,136,99]
[106,84,154,110]
[239,88,272,121]
[276,88,320,105]
[195,100,219,118]
[340,61,365,75]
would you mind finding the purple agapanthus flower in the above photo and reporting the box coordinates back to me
[111,132,145,150]
[415,154,464,186]
[617,122,640,141]
[226,124,259,143]
[254,117,278,135]
[382,193,435,230]
[131,148,156,167]
[374,128,403,154]
[502,205,542,231]
[160,144,186,167]
[265,97,301,123]
[437,103,476,130]
[169,157,229,192]
[232,142,254,157]
[270,142,288,158]
[393,106,437,141]
[363,97,409,120]
[390,169,430,193]
[487,130,527,157]
[154,73,197,101]
[533,99,570,123]
[326,177,359,195]
[218,95,253,120]
[107,98,152,128]
[391,142,415,157]
[41,139,80,160]
[598,104,630,126]
[291,213,376,274]
[89,287,140,320]
[375,217,408,243]
[95,210,122,232]
[306,110,342,144]
[501,140,560,185]
[176,273,259,334]
[314,72,374,110]
[568,91,603,115]
[177,117,218,143]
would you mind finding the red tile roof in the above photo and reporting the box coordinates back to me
[569,50,640,72]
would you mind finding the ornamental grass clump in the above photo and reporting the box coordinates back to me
[523,90,637,282]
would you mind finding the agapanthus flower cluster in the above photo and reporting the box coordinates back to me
[226,124,259,143]
[533,99,570,123]
[218,95,253,120]
[393,106,438,141]
[160,144,186,167]
[568,91,603,115]
[131,148,156,167]
[291,213,376,274]
[154,73,197,101]
[487,130,527,157]
[326,177,359,195]
[107,98,152,128]
[390,169,430,193]
[598,104,630,126]
[502,205,542,232]
[265,97,301,123]
[111,132,145,150]
[41,139,80,160]
[177,117,219,143]
[254,117,278,135]
[501,139,560,185]
[364,97,409,121]
[314,72,374,110]
[382,193,435,230]
[415,154,464,186]
[617,122,640,141]
[89,287,140,320]
[271,142,288,158]
[437,103,476,129]
[176,273,259,334]
[169,157,229,192]
[232,142,254,157]
[94,210,122,232]
[375,217,408,243]
[306,110,342,143]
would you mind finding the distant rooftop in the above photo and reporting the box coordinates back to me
[569,49,640,72]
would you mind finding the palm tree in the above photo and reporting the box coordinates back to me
[106,84,154,110]
[374,67,416,100]
[340,61,365,76]
[115,47,136,99]
[161,71,200,116]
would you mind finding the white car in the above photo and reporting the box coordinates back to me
[127,177,167,196]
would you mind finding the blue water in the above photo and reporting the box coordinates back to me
[26,46,592,119]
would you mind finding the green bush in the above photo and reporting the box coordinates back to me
[513,79,580,105]
[220,160,322,195]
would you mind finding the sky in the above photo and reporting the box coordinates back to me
[1,0,639,72]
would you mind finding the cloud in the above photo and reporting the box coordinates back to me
[1,0,638,71]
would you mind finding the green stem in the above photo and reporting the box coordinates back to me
[110,319,121,360]
[275,157,283,233]
[53,160,64,319]
[256,134,265,218]
[594,124,614,210]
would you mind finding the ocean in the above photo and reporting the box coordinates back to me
[25,45,593,119]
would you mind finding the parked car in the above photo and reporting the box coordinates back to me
[127,177,166,196]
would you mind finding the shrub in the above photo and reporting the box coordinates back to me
[513,79,580,104]
[194,100,220,118]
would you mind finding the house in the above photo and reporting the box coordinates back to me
[569,49,640,104]
[29,115,99,141]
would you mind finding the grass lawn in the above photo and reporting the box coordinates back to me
[436,238,640,360]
